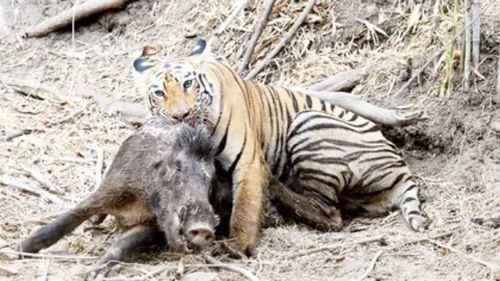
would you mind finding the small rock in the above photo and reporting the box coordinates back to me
[181,272,221,281]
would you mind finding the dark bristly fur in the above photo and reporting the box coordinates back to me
[19,117,228,277]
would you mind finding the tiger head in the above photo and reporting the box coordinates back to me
[132,39,219,128]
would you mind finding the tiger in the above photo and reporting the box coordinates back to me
[132,39,429,255]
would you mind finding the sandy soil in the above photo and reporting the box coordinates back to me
[0,0,499,280]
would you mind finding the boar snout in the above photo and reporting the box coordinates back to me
[185,223,215,248]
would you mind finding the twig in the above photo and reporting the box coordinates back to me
[238,0,277,74]
[0,176,67,206]
[285,235,385,259]
[426,239,500,272]
[24,0,132,38]
[215,0,249,35]
[471,0,481,69]
[463,8,472,92]
[0,76,62,102]
[0,249,97,260]
[203,254,260,281]
[4,107,85,141]
[355,250,383,281]
[245,0,317,79]
[18,164,65,194]
[307,68,368,92]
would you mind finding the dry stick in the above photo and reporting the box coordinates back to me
[285,235,385,260]
[203,255,260,281]
[426,239,500,272]
[355,250,384,281]
[18,164,65,194]
[0,76,62,102]
[463,8,472,92]
[308,68,368,92]
[245,0,317,80]
[24,0,132,38]
[471,0,481,69]
[0,176,67,206]
[4,107,85,141]
[0,249,97,260]
[238,0,277,74]
[215,0,249,35]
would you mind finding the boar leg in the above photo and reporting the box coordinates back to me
[88,224,165,278]
[20,208,93,253]
[20,192,111,253]
[268,178,343,231]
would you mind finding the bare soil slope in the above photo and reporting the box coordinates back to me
[0,0,499,280]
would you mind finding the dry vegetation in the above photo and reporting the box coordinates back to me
[0,0,499,280]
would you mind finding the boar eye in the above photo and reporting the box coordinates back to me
[175,160,182,172]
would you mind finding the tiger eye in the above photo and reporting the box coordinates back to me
[154,90,165,97]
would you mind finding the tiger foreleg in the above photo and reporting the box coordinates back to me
[227,160,267,257]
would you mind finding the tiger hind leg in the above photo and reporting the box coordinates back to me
[392,180,429,231]
[269,178,343,232]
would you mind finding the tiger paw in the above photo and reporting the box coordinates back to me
[410,214,431,232]
[212,240,255,259]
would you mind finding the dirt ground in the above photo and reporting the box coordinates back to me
[0,0,499,280]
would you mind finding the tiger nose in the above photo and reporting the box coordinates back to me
[172,111,190,121]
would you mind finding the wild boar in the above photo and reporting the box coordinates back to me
[20,117,222,275]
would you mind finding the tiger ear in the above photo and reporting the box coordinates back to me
[142,45,160,56]
[188,38,214,58]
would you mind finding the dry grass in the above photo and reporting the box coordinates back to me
[0,0,499,280]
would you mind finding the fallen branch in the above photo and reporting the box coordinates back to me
[284,235,385,260]
[0,176,67,206]
[203,254,260,281]
[18,164,65,194]
[426,239,500,272]
[24,0,132,38]
[3,107,85,142]
[238,0,277,74]
[294,89,426,126]
[355,250,383,281]
[0,76,62,102]
[307,68,368,92]
[245,0,317,79]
